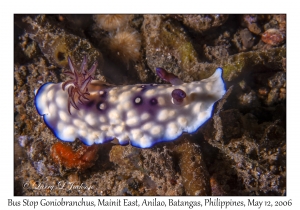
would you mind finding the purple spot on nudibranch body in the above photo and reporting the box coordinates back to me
[172,89,186,104]
[150,98,158,105]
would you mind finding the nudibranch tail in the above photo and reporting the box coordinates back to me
[35,57,226,148]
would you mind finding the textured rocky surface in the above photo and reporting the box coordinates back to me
[14,14,286,196]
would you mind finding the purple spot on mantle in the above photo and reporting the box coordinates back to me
[172,89,186,103]
[150,98,158,105]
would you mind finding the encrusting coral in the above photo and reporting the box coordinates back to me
[51,142,100,170]
[107,30,141,65]
[93,14,142,67]
[93,15,133,31]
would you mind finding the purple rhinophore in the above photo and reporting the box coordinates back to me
[155,67,167,81]
[156,67,183,85]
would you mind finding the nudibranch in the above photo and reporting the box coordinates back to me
[35,56,226,148]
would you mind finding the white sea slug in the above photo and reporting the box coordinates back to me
[35,56,226,148]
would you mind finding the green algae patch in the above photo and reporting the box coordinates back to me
[160,21,198,70]
[178,42,198,70]
[221,47,286,81]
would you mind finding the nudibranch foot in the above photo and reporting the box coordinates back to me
[35,56,226,148]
